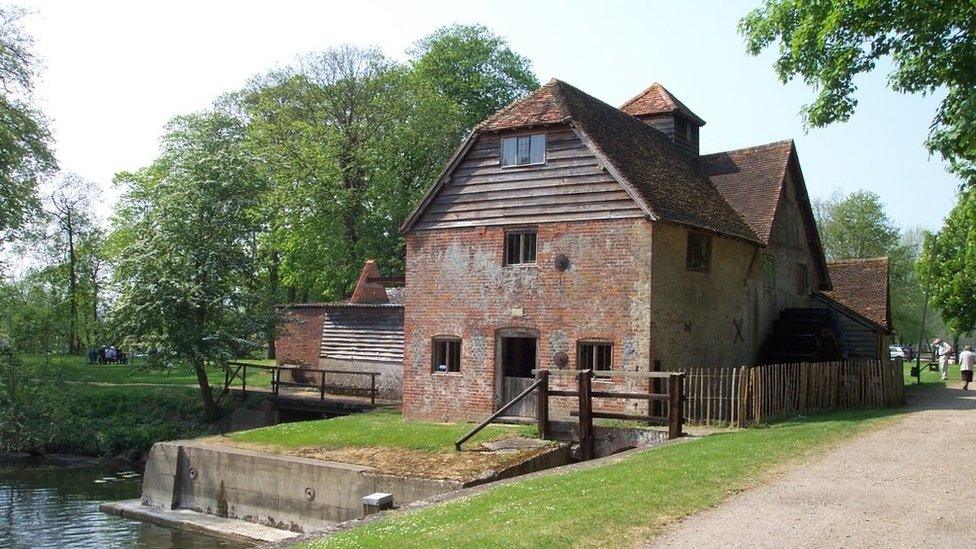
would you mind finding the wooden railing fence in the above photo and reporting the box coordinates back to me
[224,361,380,404]
[454,369,686,460]
[674,358,905,427]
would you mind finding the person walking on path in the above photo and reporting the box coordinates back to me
[934,338,953,381]
[960,345,975,390]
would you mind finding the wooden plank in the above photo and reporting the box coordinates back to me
[412,208,646,230]
[435,180,620,202]
[453,155,603,177]
[668,373,684,439]
[449,163,606,186]
[427,190,633,214]
[536,370,549,440]
[460,145,593,167]
[589,390,669,401]
[578,370,594,461]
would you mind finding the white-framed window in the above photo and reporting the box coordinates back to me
[505,229,537,265]
[501,134,546,167]
[578,341,612,371]
[432,337,461,373]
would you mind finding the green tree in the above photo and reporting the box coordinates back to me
[48,174,99,354]
[919,189,976,334]
[814,190,936,341]
[814,190,899,261]
[240,46,462,301]
[110,110,268,418]
[0,6,56,253]
[411,24,539,130]
[740,1,976,182]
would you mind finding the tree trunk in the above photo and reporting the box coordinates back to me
[193,356,219,420]
[193,304,219,420]
[91,264,99,324]
[66,213,79,354]
[267,251,280,360]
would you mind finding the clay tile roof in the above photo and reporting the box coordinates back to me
[821,258,891,331]
[473,79,759,243]
[619,82,706,126]
[700,140,794,244]
[478,79,572,131]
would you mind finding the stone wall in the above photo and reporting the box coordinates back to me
[648,222,758,369]
[403,218,653,422]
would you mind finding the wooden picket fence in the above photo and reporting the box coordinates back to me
[673,359,905,427]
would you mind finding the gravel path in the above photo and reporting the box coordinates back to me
[647,385,976,548]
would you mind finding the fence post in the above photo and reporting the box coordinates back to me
[370,373,376,405]
[320,370,326,401]
[578,369,594,461]
[668,373,684,439]
[536,369,549,440]
[242,364,247,397]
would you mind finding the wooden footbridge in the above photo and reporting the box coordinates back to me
[222,361,399,418]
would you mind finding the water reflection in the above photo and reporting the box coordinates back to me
[0,461,251,549]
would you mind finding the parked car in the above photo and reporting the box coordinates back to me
[889,345,909,360]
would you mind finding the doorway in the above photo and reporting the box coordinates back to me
[495,333,538,416]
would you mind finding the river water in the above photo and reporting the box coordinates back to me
[0,460,252,549]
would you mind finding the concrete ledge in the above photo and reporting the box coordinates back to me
[100,499,300,544]
[136,440,467,533]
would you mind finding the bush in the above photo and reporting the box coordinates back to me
[0,382,217,461]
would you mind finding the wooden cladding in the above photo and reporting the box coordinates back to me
[319,306,404,364]
[414,128,644,231]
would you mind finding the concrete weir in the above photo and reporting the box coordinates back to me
[107,440,468,541]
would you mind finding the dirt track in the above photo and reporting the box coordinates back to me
[647,384,976,548]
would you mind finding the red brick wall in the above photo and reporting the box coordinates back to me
[403,219,654,422]
[275,307,325,367]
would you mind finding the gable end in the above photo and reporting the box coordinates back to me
[406,125,648,231]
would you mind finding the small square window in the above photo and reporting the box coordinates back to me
[796,263,809,293]
[432,337,461,373]
[505,230,537,265]
[783,205,800,245]
[578,342,612,371]
[501,134,546,167]
[762,253,776,290]
[685,233,712,272]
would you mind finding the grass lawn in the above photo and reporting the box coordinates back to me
[902,357,957,386]
[226,410,536,453]
[217,411,542,482]
[21,354,274,387]
[306,407,900,548]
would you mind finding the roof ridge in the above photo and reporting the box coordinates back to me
[701,139,794,158]
[827,257,890,264]
[619,82,672,110]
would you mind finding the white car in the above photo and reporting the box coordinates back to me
[889,345,908,360]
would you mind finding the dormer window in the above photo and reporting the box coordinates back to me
[501,134,546,167]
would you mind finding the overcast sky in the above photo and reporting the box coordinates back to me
[17,0,957,230]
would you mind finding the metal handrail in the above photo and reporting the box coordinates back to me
[454,377,543,451]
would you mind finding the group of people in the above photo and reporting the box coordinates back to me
[932,338,975,390]
[86,345,127,365]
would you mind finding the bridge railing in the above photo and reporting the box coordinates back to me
[224,361,380,404]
